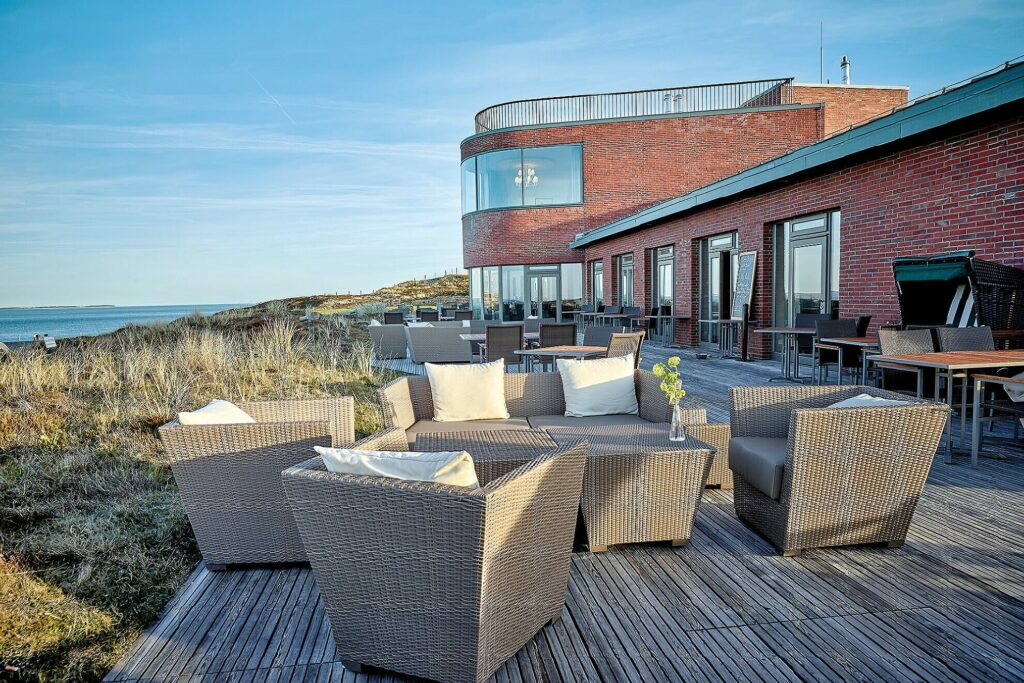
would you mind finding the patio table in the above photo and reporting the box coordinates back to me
[458,332,540,343]
[596,312,634,327]
[869,349,1024,464]
[699,319,742,358]
[418,426,714,551]
[754,327,816,382]
[514,344,606,371]
[816,336,880,384]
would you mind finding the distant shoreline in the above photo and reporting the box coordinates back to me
[0,305,115,310]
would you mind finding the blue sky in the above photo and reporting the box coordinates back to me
[1,0,1021,306]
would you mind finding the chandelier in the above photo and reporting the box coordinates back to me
[515,166,539,186]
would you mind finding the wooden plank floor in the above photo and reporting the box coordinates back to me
[107,349,1024,682]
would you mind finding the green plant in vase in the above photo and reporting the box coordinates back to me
[652,355,687,440]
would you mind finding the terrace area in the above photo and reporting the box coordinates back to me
[472,78,795,132]
[106,345,1024,682]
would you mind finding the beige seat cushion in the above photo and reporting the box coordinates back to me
[527,414,651,430]
[315,446,479,488]
[406,418,531,444]
[556,355,639,417]
[425,359,509,421]
[729,437,788,500]
[829,392,910,408]
[177,399,256,426]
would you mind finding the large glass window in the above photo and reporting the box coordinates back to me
[482,266,500,320]
[523,145,583,207]
[463,144,583,214]
[461,157,476,214]
[589,261,603,309]
[469,268,483,319]
[502,266,525,321]
[773,211,842,338]
[616,253,635,307]
[561,263,583,318]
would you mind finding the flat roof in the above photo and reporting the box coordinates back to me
[571,59,1024,248]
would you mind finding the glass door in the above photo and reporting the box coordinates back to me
[698,233,738,345]
[790,237,827,316]
[528,272,560,320]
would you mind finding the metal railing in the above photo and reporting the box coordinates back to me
[474,78,795,133]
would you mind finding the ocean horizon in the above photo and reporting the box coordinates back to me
[0,304,249,343]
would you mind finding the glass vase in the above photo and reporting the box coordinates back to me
[670,403,687,441]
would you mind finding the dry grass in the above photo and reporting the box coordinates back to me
[0,310,394,680]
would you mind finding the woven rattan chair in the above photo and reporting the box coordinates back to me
[158,397,355,568]
[383,311,404,325]
[876,327,936,396]
[368,323,407,359]
[533,322,577,370]
[728,385,948,556]
[282,430,588,683]
[454,309,472,321]
[607,331,645,367]
[484,324,525,370]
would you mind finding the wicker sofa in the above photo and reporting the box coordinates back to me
[282,429,588,683]
[367,322,407,359]
[728,385,948,556]
[158,397,355,568]
[404,325,473,363]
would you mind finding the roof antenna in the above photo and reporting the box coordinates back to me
[819,23,824,84]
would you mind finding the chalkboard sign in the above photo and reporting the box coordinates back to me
[731,251,757,320]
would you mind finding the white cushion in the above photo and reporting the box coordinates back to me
[425,359,509,421]
[369,319,381,326]
[314,446,479,488]
[407,321,433,328]
[556,355,639,417]
[177,399,256,425]
[463,320,471,327]
[829,393,910,409]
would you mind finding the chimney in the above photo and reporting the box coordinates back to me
[840,55,851,85]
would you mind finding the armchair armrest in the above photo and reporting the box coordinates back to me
[240,397,355,446]
[730,385,875,438]
[635,370,672,423]
[158,420,333,465]
[377,377,416,430]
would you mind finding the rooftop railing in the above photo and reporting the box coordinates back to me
[474,78,795,133]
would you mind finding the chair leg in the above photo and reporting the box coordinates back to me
[782,549,802,557]
[341,660,364,673]
[589,544,608,553]
[670,539,689,548]
[886,540,904,549]
[205,563,228,572]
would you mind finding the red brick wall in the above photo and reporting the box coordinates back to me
[789,84,909,137]
[581,112,1024,358]
[461,107,823,267]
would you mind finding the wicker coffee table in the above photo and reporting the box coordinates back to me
[417,425,714,552]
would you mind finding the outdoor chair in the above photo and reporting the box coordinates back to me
[158,397,355,568]
[622,306,643,331]
[524,318,541,334]
[282,430,588,683]
[936,325,997,429]
[814,318,858,384]
[582,325,624,348]
[607,331,645,368]
[599,305,621,325]
[483,324,525,370]
[856,315,872,337]
[728,385,948,556]
[533,322,577,370]
[383,311,404,325]
[418,309,439,322]
[794,313,828,363]
[454,309,472,321]
[368,322,408,359]
[876,328,935,396]
[405,326,473,364]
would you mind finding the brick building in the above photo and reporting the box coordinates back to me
[461,63,1024,358]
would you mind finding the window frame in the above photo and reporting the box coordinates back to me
[461,143,584,216]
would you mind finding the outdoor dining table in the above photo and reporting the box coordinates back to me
[816,336,881,384]
[868,349,1024,464]
[754,327,816,382]
[514,344,606,371]
[699,319,742,358]
[458,332,540,343]
[596,312,633,327]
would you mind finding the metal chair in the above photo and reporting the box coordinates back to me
[814,318,858,384]
[524,318,541,334]
[622,306,643,331]
[383,311,405,325]
[484,324,525,371]
[937,326,996,436]
[535,322,577,371]
[607,331,645,368]
[876,328,935,396]
[582,325,625,349]
[418,310,439,322]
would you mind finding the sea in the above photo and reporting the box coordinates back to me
[0,304,248,344]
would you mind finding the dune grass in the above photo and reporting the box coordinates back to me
[0,310,393,680]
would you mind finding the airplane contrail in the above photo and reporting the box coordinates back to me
[246,69,296,124]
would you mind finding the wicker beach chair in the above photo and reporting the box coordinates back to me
[282,430,588,683]
[728,385,948,556]
[158,397,355,568]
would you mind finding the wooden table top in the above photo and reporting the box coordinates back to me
[459,332,540,342]
[754,327,816,335]
[514,345,606,357]
[817,336,880,347]
[870,349,1024,370]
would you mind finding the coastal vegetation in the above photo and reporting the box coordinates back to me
[0,307,397,680]
[258,272,469,315]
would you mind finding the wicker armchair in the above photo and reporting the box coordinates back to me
[282,430,588,683]
[676,407,732,489]
[368,323,407,359]
[158,397,355,568]
[729,386,948,556]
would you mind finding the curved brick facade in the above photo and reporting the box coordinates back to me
[461,106,824,267]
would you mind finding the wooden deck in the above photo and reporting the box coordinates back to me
[107,349,1024,682]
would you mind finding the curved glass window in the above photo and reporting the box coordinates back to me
[463,144,582,214]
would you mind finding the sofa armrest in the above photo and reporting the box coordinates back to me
[240,397,356,446]
[635,370,672,423]
[377,377,416,430]
[159,420,332,464]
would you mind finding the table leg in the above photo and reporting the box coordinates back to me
[971,377,982,467]
[837,346,844,386]
[960,376,968,450]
